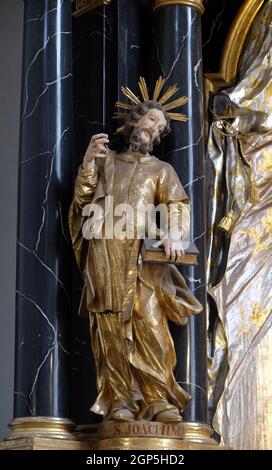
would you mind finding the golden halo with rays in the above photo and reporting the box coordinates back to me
[114,76,189,134]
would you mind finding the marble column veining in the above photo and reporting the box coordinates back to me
[71,3,114,426]
[111,0,150,151]
[14,0,73,418]
[153,4,207,423]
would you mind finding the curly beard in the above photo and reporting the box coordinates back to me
[129,127,161,155]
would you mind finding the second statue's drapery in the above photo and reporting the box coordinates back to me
[207,1,272,450]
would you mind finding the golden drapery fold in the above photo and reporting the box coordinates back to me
[69,150,202,419]
[207,1,272,449]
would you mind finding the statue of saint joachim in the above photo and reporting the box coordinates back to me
[69,77,202,423]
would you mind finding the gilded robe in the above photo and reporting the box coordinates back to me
[69,150,202,420]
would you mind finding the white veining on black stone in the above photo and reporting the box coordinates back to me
[193,230,206,243]
[33,252,70,305]
[192,283,206,293]
[58,201,70,245]
[30,345,56,399]
[154,13,197,82]
[24,72,72,120]
[163,124,204,159]
[186,276,202,284]
[20,150,52,165]
[16,291,57,399]
[16,291,56,340]
[193,58,203,98]
[183,174,205,190]
[178,381,208,398]
[79,30,113,44]
[25,0,64,24]
[21,32,71,121]
[77,113,104,127]
[202,4,225,48]
[14,391,34,415]
[165,13,197,82]
[152,27,166,77]
[17,239,32,253]
[35,126,70,252]
[17,240,70,306]
[75,337,87,345]
[59,341,70,356]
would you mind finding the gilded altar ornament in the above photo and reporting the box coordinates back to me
[72,0,111,17]
[69,76,202,428]
[153,0,205,15]
[218,209,235,233]
[114,76,189,134]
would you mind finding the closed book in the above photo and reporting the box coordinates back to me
[141,239,199,265]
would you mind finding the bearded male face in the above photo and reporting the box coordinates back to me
[123,102,171,155]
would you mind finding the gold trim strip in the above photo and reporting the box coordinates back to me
[72,0,111,17]
[220,0,265,85]
[95,436,221,451]
[182,422,218,445]
[153,0,205,14]
[8,417,76,440]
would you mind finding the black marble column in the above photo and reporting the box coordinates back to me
[153,2,207,424]
[71,0,151,425]
[113,0,150,116]
[14,0,73,418]
[71,2,114,426]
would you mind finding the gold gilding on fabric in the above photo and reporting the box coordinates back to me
[69,150,202,422]
[153,0,204,14]
[207,1,272,450]
[208,133,272,449]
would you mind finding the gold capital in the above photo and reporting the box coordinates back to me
[72,0,111,17]
[153,0,205,14]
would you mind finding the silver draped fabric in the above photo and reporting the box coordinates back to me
[207,1,272,450]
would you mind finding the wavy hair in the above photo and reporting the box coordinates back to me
[123,100,171,144]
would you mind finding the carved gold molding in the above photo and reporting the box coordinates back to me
[72,0,111,17]
[94,436,222,450]
[153,0,205,14]
[183,422,218,445]
[7,417,76,440]
[205,0,265,93]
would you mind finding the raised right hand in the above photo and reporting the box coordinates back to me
[83,133,109,169]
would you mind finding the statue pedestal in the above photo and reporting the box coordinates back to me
[0,417,92,450]
[0,419,222,450]
[87,421,222,450]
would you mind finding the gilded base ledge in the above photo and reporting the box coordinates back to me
[93,437,222,451]
[0,417,93,450]
[183,422,219,446]
[84,421,222,451]
[0,436,92,451]
[6,417,76,440]
[0,418,223,451]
